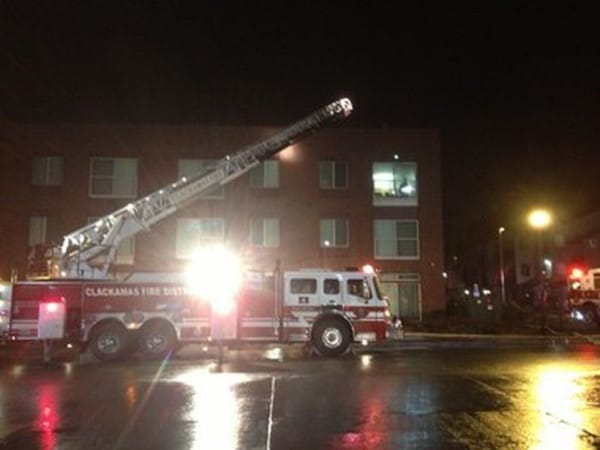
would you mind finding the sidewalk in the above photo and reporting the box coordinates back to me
[396,308,600,347]
[400,330,600,345]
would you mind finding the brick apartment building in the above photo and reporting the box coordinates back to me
[0,122,444,320]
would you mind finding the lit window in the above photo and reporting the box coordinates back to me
[178,159,224,199]
[250,218,280,247]
[372,162,418,206]
[374,220,419,259]
[319,161,348,189]
[90,158,137,198]
[320,218,349,247]
[176,218,225,259]
[250,160,279,188]
[32,156,63,186]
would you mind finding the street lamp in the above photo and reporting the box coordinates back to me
[528,209,552,230]
[498,227,506,305]
[527,208,552,279]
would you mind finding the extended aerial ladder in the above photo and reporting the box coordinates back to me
[44,98,352,280]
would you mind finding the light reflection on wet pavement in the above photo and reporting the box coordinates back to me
[0,344,599,449]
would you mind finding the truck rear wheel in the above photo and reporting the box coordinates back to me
[89,322,130,362]
[582,303,599,324]
[312,318,351,357]
[139,321,177,360]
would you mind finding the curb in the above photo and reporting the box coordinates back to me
[375,330,600,348]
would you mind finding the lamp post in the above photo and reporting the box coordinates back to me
[527,209,552,279]
[498,227,506,305]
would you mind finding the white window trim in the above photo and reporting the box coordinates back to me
[250,160,279,189]
[89,157,138,199]
[320,218,349,248]
[250,218,280,248]
[373,219,420,260]
[32,156,63,186]
[28,216,47,246]
[319,161,348,190]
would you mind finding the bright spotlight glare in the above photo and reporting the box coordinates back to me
[362,264,374,274]
[528,209,552,229]
[185,245,242,314]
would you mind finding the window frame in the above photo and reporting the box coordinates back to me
[32,156,63,186]
[319,160,348,190]
[320,218,349,248]
[175,217,225,259]
[250,160,279,189]
[250,217,280,248]
[28,216,47,246]
[290,278,317,295]
[89,157,138,199]
[373,219,420,260]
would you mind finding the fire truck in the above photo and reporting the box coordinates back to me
[567,266,600,323]
[5,98,398,361]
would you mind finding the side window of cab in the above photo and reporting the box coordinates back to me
[323,278,340,294]
[290,278,317,294]
[347,279,372,299]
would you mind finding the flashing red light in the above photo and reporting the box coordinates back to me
[569,267,584,280]
[362,264,375,274]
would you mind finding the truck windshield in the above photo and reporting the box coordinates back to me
[372,276,386,301]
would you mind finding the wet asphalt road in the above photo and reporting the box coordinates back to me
[1,341,600,449]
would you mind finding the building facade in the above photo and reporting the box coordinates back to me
[0,122,445,320]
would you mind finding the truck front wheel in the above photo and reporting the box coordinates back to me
[139,321,177,360]
[89,322,130,362]
[312,318,351,357]
[582,303,599,324]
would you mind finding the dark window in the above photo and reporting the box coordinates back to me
[290,278,317,294]
[323,279,340,294]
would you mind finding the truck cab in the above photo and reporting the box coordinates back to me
[283,268,391,355]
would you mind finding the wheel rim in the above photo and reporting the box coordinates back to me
[145,334,168,353]
[584,308,596,323]
[321,327,343,349]
[97,333,120,354]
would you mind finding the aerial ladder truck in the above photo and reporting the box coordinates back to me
[7,98,397,361]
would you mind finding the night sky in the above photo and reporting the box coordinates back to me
[1,2,599,255]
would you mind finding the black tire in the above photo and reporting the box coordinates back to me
[582,303,599,324]
[89,322,130,362]
[138,321,177,360]
[312,318,351,357]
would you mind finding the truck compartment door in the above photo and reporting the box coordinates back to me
[38,300,66,340]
